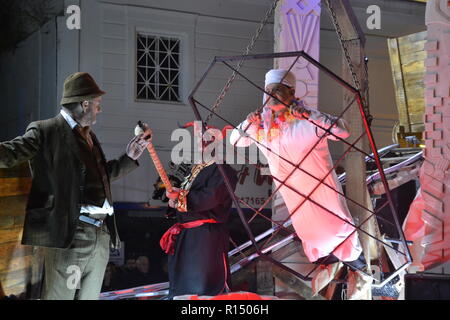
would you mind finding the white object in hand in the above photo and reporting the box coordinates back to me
[134,125,144,136]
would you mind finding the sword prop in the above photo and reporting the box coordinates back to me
[136,121,173,193]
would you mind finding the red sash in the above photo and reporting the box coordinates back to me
[159,219,218,255]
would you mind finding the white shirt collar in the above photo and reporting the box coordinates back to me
[60,109,79,129]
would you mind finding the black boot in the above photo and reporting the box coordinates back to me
[313,254,340,266]
[345,252,367,271]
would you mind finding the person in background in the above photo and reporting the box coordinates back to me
[101,262,119,292]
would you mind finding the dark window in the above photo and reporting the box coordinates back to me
[136,34,181,102]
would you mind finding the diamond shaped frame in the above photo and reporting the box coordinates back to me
[188,50,412,289]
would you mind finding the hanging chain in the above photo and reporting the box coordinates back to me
[326,1,380,280]
[325,0,361,89]
[205,0,280,123]
[325,0,371,122]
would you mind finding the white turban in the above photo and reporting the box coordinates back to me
[265,69,296,88]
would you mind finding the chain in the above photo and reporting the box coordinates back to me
[363,57,372,124]
[205,0,280,123]
[326,0,361,89]
[326,0,380,284]
[325,0,371,121]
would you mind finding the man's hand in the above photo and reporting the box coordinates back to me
[127,122,152,160]
[135,122,153,141]
[126,134,150,160]
[167,187,180,209]
[290,104,311,119]
[166,187,180,200]
[246,111,261,125]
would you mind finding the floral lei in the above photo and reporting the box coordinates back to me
[256,101,298,142]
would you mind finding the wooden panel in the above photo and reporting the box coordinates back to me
[101,4,126,23]
[0,178,32,197]
[0,227,23,244]
[0,268,29,296]
[3,283,26,297]
[14,216,25,227]
[101,22,127,38]
[387,31,426,133]
[0,216,25,230]
[0,195,29,217]
[0,216,14,229]
[0,163,34,298]
[195,33,271,53]
[101,83,126,99]
[0,255,33,274]
[102,52,127,69]
[0,164,41,298]
[0,163,30,178]
[0,246,44,298]
[196,16,272,40]
[102,68,127,82]
[0,242,30,261]
[102,37,127,54]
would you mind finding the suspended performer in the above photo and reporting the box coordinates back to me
[230,69,371,298]
[159,122,238,299]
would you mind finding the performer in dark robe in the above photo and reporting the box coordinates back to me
[159,124,238,299]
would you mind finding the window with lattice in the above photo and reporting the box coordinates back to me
[136,33,181,102]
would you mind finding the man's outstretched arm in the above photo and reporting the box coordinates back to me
[309,109,350,140]
[0,123,41,168]
[291,105,350,140]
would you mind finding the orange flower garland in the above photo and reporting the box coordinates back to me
[257,105,297,142]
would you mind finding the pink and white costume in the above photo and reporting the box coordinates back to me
[230,105,362,262]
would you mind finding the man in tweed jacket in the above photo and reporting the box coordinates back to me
[0,72,151,299]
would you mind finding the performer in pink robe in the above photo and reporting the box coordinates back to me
[230,69,364,268]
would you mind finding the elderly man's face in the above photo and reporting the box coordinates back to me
[80,96,102,126]
[265,83,295,112]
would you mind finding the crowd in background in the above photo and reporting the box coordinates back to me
[101,256,168,292]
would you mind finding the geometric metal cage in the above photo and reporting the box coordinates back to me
[187,50,413,290]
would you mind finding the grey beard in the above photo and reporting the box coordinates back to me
[76,111,96,127]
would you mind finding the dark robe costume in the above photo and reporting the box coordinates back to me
[161,162,238,298]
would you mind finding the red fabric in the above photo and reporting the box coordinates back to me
[189,292,273,300]
[160,219,218,255]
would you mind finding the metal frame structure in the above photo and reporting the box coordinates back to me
[188,50,413,288]
[100,50,417,301]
